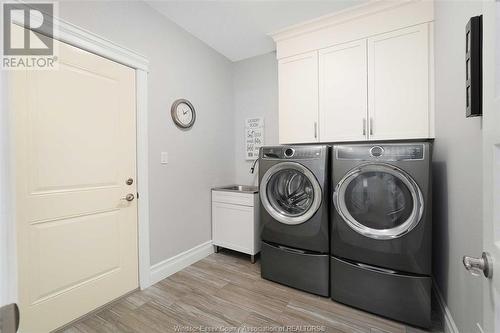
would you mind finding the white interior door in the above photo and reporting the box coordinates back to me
[10,27,139,333]
[482,3,500,332]
[278,51,319,144]
[319,40,368,142]
[367,23,430,140]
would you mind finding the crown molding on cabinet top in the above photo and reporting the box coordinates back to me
[269,0,433,60]
[269,0,429,42]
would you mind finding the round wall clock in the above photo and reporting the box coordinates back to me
[171,99,196,129]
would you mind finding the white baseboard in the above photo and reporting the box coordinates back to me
[149,241,214,285]
[433,280,459,333]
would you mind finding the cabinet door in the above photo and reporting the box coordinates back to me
[212,202,254,254]
[319,40,368,142]
[367,23,430,140]
[279,51,319,144]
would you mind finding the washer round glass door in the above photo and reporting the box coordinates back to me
[333,163,424,239]
[260,162,322,225]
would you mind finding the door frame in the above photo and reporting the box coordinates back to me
[0,61,16,308]
[481,2,500,332]
[3,11,153,305]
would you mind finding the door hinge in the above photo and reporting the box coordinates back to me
[137,192,139,199]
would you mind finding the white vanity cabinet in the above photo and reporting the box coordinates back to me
[273,1,434,143]
[211,188,260,262]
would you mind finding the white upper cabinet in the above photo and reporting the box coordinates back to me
[319,40,368,142]
[272,1,434,143]
[367,24,430,140]
[278,51,319,144]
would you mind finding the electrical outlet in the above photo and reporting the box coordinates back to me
[161,152,168,164]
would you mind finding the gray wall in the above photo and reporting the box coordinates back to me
[233,52,279,185]
[58,1,235,265]
[433,1,483,332]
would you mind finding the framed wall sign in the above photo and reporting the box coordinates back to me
[465,15,482,117]
[245,117,264,160]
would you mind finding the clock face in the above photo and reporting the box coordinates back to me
[176,102,193,125]
[171,99,196,129]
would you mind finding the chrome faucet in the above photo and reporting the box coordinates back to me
[250,158,259,174]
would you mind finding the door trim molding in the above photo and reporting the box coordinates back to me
[0,70,16,306]
[9,6,149,72]
[52,18,149,71]
[5,11,152,295]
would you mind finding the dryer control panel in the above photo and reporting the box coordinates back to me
[261,146,324,160]
[336,144,425,161]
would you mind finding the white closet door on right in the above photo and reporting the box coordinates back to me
[367,23,430,140]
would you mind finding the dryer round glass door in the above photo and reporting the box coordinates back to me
[260,162,322,225]
[333,163,424,239]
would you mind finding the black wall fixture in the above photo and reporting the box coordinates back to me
[465,15,482,117]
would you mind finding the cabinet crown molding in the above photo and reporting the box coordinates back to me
[269,0,427,43]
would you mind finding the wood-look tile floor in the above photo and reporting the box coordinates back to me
[58,249,443,333]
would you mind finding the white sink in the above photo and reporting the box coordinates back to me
[213,185,258,193]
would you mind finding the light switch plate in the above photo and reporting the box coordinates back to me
[161,152,168,164]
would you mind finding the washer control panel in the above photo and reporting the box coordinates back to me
[336,144,425,161]
[262,146,323,160]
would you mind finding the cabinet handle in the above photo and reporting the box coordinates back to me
[314,122,318,139]
[369,118,374,136]
[363,118,366,136]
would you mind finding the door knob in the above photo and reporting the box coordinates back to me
[122,193,135,202]
[463,251,493,278]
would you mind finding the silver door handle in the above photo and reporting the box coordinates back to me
[363,118,366,136]
[369,117,374,136]
[314,122,318,139]
[463,252,493,278]
[122,193,135,202]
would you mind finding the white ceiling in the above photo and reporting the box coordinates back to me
[146,1,366,62]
